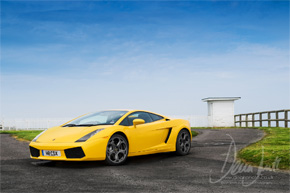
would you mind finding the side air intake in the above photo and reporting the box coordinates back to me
[165,128,172,143]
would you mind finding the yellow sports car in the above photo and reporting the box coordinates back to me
[29,110,192,165]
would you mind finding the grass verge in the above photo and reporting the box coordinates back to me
[0,130,43,141]
[238,127,290,170]
[191,130,198,137]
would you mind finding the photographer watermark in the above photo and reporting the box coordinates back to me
[209,134,281,187]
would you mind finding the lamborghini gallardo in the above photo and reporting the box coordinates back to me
[29,110,192,165]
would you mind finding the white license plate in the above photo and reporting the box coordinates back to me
[42,150,61,157]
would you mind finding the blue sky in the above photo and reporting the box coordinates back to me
[1,0,289,118]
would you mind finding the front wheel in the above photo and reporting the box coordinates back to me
[175,129,191,155]
[105,134,128,166]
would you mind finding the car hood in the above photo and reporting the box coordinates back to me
[36,125,112,143]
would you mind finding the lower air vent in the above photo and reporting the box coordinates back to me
[64,147,85,158]
[29,146,40,157]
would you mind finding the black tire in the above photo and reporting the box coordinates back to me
[175,129,191,156]
[105,134,128,166]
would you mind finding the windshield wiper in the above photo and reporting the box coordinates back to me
[75,123,113,127]
[63,124,77,127]
[75,124,99,127]
[63,123,113,127]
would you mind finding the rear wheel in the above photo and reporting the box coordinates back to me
[175,129,191,155]
[105,134,128,166]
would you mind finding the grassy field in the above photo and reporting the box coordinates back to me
[238,127,290,170]
[0,130,43,141]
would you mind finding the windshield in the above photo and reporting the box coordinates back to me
[63,111,128,127]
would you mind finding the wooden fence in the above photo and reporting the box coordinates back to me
[235,109,289,128]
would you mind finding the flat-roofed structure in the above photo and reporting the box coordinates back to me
[202,97,241,127]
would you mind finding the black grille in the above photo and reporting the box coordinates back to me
[29,146,40,157]
[64,147,85,158]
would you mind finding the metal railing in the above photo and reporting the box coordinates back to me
[235,109,289,128]
[0,118,72,130]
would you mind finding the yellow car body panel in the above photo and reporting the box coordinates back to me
[29,110,191,161]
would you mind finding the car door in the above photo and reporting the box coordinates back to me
[122,111,169,153]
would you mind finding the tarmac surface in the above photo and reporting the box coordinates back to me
[1,129,289,192]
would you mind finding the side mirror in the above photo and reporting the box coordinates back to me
[133,119,145,127]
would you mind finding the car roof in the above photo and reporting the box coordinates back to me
[97,109,166,117]
[88,109,168,119]
[102,109,163,114]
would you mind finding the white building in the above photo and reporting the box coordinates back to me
[202,97,241,127]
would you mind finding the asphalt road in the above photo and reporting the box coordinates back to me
[1,129,289,193]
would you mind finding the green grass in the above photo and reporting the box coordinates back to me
[0,130,43,141]
[191,130,198,137]
[238,127,290,170]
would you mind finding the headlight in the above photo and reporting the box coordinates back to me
[32,129,47,142]
[75,129,104,142]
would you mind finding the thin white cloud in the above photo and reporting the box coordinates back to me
[2,43,289,118]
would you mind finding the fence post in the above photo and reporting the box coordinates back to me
[239,115,242,127]
[252,113,255,127]
[285,110,288,128]
[234,115,236,127]
[235,115,239,127]
[246,114,248,127]
[259,113,262,127]
[276,112,279,127]
[268,112,271,127]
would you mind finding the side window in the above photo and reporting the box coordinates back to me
[149,113,164,122]
[119,117,129,126]
[127,112,153,126]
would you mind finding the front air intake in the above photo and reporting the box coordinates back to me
[29,146,40,157]
[64,147,85,158]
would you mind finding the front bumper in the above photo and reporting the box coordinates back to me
[29,137,108,161]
